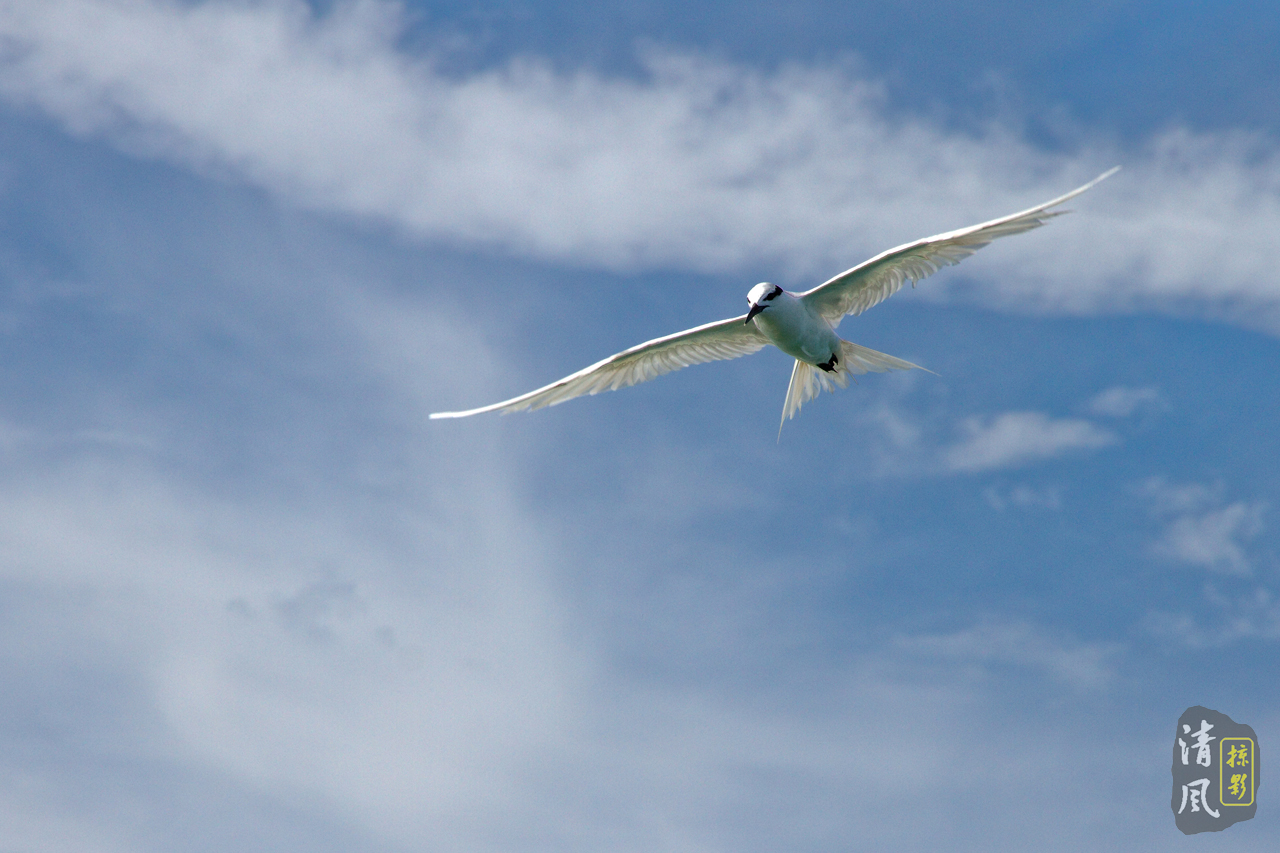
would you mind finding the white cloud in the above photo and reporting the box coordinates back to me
[943,411,1116,472]
[856,389,1118,477]
[1140,478,1267,574]
[1,1,1279,329]
[1153,501,1266,574]
[1087,385,1165,418]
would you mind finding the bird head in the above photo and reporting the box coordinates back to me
[745,282,783,324]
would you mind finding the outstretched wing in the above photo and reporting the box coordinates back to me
[430,315,768,418]
[801,167,1119,325]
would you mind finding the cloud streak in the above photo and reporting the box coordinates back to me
[943,411,1116,473]
[893,619,1119,690]
[1,1,1279,329]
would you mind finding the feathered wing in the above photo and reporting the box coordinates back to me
[800,167,1119,325]
[778,339,926,438]
[430,315,769,418]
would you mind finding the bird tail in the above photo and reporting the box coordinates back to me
[778,340,929,440]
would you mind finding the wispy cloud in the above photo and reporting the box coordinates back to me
[983,484,1063,511]
[1139,478,1267,574]
[857,385,1120,477]
[893,619,1119,690]
[0,454,583,842]
[1153,502,1267,574]
[1145,585,1280,647]
[0,452,1144,850]
[1140,478,1221,516]
[1087,385,1166,418]
[942,411,1116,473]
[1,1,1279,328]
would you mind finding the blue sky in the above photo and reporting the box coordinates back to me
[0,1,1277,850]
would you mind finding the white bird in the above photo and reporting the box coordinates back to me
[431,168,1118,435]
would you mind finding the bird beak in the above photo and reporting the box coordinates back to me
[745,303,764,324]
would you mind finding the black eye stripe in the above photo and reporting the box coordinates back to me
[763,287,782,301]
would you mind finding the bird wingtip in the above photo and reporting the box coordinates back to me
[1084,165,1121,189]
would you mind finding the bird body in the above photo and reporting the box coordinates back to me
[746,284,841,366]
[430,168,1119,432]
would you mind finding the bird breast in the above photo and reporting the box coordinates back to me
[752,293,841,364]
